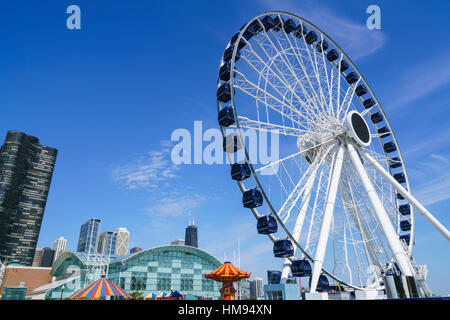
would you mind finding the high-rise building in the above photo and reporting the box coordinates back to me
[40,247,55,267]
[32,248,44,267]
[98,231,116,256]
[0,131,57,266]
[77,218,101,253]
[53,236,67,263]
[129,247,142,254]
[114,227,129,256]
[250,277,264,300]
[236,278,251,300]
[185,218,198,248]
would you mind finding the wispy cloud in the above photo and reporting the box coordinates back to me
[410,153,450,206]
[111,140,179,190]
[146,192,206,218]
[258,0,386,60]
[388,51,450,110]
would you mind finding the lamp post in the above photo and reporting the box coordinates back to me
[60,284,65,300]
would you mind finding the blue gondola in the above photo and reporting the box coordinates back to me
[389,157,402,169]
[337,60,349,72]
[399,234,411,245]
[272,16,282,31]
[231,162,251,181]
[294,24,307,38]
[291,259,312,277]
[248,19,263,35]
[217,83,232,103]
[346,72,359,84]
[394,172,406,184]
[399,204,411,216]
[397,193,405,200]
[261,15,275,31]
[223,45,240,63]
[257,215,277,234]
[327,49,339,62]
[371,112,383,124]
[309,274,330,292]
[273,239,294,258]
[355,85,367,96]
[400,220,411,231]
[218,106,235,127]
[243,188,263,208]
[231,32,246,50]
[305,31,318,44]
[283,19,297,34]
[383,141,397,153]
[223,134,241,153]
[377,126,390,138]
[316,40,329,52]
[363,98,375,109]
[219,62,232,82]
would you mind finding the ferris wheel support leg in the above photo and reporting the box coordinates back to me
[347,142,414,277]
[361,151,450,242]
[310,144,345,293]
[280,166,319,283]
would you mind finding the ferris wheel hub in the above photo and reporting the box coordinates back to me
[345,111,371,147]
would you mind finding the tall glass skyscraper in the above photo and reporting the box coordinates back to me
[77,218,101,253]
[0,131,57,266]
[97,231,116,255]
[185,221,198,248]
[114,227,129,256]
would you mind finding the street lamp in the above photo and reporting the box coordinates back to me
[60,284,65,300]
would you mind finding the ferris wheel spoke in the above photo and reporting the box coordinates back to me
[340,167,383,269]
[234,71,333,132]
[361,150,450,241]
[346,141,414,277]
[241,43,321,122]
[310,143,345,293]
[297,32,332,118]
[276,147,330,223]
[254,137,336,174]
[265,28,331,122]
[343,162,393,265]
[273,29,333,122]
[280,153,322,281]
[341,193,364,287]
[234,116,310,137]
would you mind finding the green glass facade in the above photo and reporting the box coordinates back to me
[48,245,223,300]
[108,245,222,299]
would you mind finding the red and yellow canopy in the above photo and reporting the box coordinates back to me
[204,261,251,282]
[68,275,131,299]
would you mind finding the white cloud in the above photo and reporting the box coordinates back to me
[146,192,206,218]
[111,141,179,190]
[388,52,450,110]
[409,153,450,206]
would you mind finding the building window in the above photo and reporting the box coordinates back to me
[202,279,214,292]
[181,274,193,291]
[157,273,171,291]
[130,272,147,291]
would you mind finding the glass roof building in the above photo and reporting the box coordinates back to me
[46,245,222,299]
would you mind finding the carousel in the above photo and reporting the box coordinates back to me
[204,261,251,300]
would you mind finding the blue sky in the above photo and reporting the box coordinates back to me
[0,0,449,295]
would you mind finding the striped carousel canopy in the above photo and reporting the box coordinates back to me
[68,275,131,299]
[204,261,251,282]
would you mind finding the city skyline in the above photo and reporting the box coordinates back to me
[0,0,449,296]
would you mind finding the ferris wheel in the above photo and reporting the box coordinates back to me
[216,11,450,297]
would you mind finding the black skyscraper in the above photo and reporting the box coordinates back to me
[40,247,55,267]
[0,131,57,266]
[185,220,198,248]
